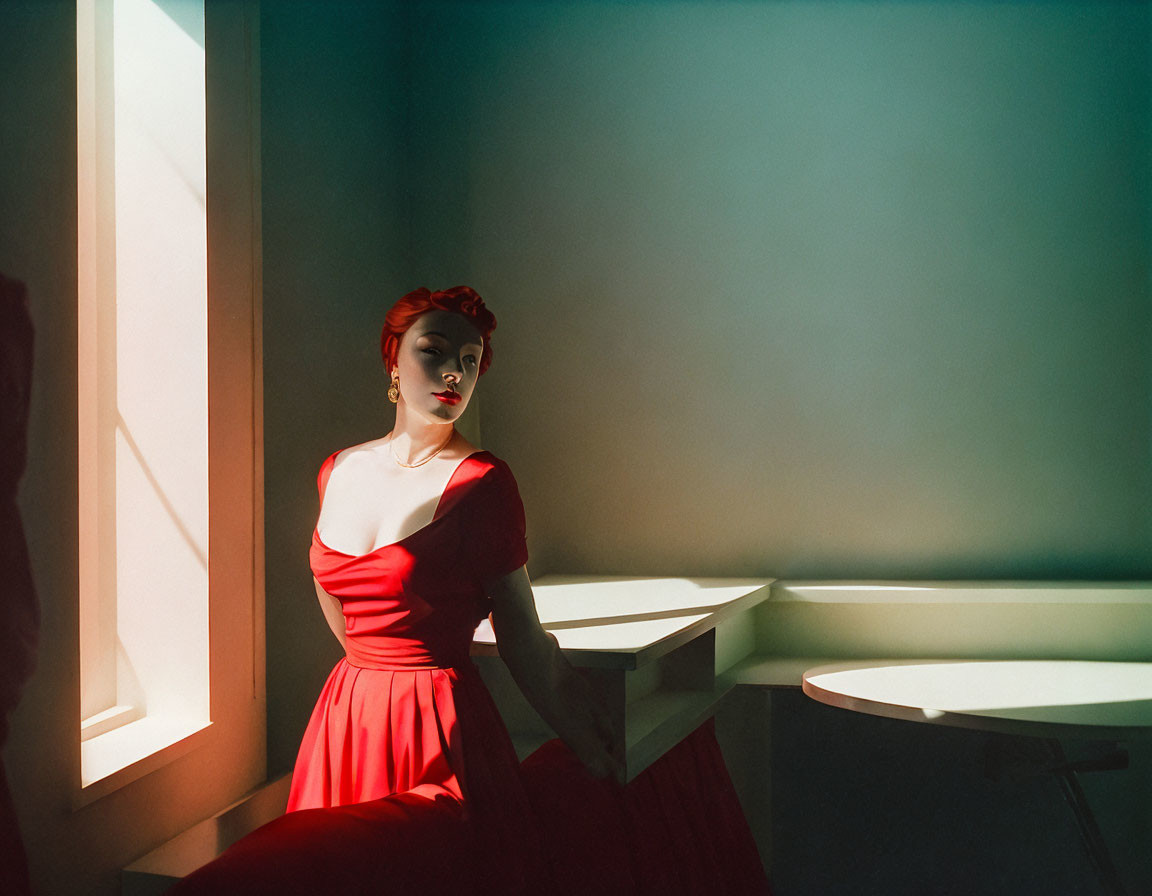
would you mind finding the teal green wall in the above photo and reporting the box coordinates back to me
[261,0,410,773]
[1,2,83,890]
[261,0,1152,772]
[406,0,1152,580]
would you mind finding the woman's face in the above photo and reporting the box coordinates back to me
[394,310,484,423]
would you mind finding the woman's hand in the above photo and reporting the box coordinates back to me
[548,645,625,783]
[488,567,626,784]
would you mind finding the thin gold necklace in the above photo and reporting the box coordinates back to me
[389,431,454,468]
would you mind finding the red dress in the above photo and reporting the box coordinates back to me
[172,448,771,894]
[289,449,527,810]
[287,448,544,889]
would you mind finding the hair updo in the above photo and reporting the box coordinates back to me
[380,286,496,376]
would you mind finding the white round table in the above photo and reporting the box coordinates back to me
[801,659,1152,896]
[802,659,1152,740]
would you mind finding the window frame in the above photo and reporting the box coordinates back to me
[73,0,265,807]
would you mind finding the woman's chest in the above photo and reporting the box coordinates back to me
[317,457,460,555]
[311,516,475,607]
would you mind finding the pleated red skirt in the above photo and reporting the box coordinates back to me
[171,719,770,895]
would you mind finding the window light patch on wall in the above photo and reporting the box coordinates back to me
[77,0,210,793]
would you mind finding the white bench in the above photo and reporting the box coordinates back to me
[124,578,1152,892]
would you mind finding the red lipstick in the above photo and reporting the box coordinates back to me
[434,390,462,405]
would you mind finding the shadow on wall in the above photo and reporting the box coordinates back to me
[0,271,37,896]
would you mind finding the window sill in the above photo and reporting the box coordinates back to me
[77,714,212,808]
[81,704,144,741]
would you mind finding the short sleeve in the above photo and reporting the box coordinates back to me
[469,458,529,586]
[316,450,340,503]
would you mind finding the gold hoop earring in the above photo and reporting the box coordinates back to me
[387,372,399,404]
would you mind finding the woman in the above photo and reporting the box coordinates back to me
[289,286,621,887]
[174,287,768,895]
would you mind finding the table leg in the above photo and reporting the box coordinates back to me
[1042,739,1127,896]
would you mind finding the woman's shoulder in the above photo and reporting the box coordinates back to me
[314,437,390,496]
[327,436,390,466]
[443,449,522,518]
[452,450,527,543]
[457,447,517,483]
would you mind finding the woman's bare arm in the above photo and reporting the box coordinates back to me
[488,565,624,781]
[314,577,347,650]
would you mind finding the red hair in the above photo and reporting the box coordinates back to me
[380,286,496,375]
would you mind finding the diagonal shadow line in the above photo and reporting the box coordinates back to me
[151,0,205,50]
[540,602,729,631]
[120,7,207,211]
[116,413,207,569]
[132,122,206,211]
